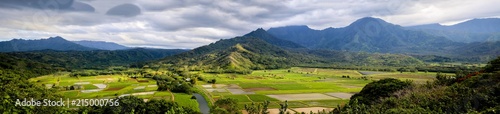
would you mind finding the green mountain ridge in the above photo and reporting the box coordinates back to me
[158,36,310,73]
[155,29,425,73]
[0,48,186,70]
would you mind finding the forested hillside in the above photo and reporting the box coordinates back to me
[267,17,500,62]
[157,36,317,74]
[1,48,186,70]
[334,56,500,113]
[155,30,425,74]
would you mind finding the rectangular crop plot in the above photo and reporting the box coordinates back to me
[227,89,255,94]
[223,95,252,102]
[325,92,354,99]
[247,94,279,102]
[267,93,337,101]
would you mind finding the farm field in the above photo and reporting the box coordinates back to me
[28,67,445,113]
[29,73,199,111]
[197,67,442,113]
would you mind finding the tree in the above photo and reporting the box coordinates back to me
[210,79,217,84]
[212,98,240,114]
[190,78,197,85]
[0,70,67,113]
[484,56,500,72]
[244,100,270,114]
[350,78,412,105]
[279,100,288,114]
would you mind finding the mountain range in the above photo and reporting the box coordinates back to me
[0,36,96,52]
[1,17,500,71]
[0,36,136,52]
[267,17,461,54]
[267,17,500,60]
[408,18,500,43]
[156,28,425,73]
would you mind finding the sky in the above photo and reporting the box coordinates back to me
[0,0,499,49]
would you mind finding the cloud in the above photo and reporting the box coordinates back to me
[0,0,499,49]
[106,3,141,17]
[71,1,95,12]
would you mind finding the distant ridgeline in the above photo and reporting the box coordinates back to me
[0,36,131,52]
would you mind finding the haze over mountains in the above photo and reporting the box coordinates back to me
[408,18,500,43]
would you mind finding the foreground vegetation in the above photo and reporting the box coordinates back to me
[332,56,500,113]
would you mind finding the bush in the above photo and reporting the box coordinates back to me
[350,78,413,105]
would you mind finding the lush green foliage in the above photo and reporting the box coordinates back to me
[244,100,270,114]
[78,96,199,114]
[211,98,241,114]
[349,78,413,105]
[0,70,67,113]
[154,31,425,74]
[333,56,500,113]
[485,56,500,72]
[2,48,185,70]
[157,36,313,74]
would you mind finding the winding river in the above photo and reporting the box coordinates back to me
[193,93,210,114]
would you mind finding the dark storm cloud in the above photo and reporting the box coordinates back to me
[106,3,141,17]
[70,1,94,12]
[0,0,74,9]
[0,0,94,12]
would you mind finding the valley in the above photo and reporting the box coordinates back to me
[28,67,453,113]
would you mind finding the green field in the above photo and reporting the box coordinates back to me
[30,67,443,111]
[29,74,200,111]
[196,67,441,109]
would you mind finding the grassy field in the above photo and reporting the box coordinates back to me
[30,67,444,111]
[29,73,201,111]
[197,67,444,109]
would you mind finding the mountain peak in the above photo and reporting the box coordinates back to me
[348,17,391,27]
[48,36,65,40]
[244,28,305,48]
